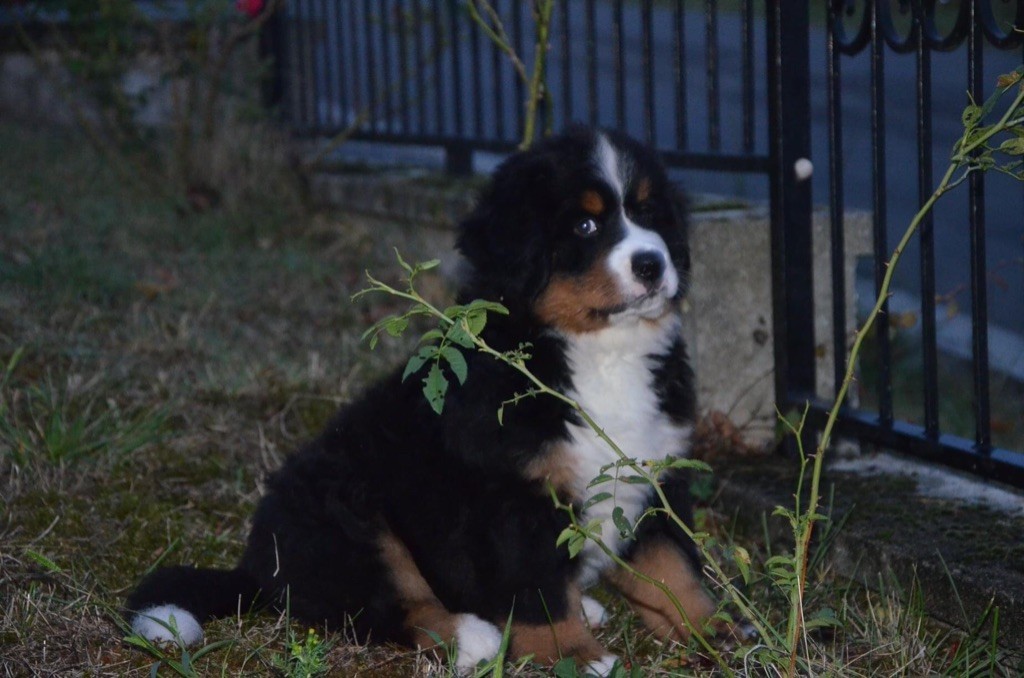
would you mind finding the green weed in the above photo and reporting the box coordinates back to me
[0,348,166,469]
[272,627,332,678]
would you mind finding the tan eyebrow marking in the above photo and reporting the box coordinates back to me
[635,177,652,203]
[580,190,604,216]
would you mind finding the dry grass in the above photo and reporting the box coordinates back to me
[1,118,1019,677]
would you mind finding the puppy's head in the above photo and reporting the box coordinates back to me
[457,128,689,334]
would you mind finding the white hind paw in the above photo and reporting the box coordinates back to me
[131,605,203,646]
[583,654,620,677]
[453,613,502,673]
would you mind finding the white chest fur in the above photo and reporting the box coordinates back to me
[560,316,693,585]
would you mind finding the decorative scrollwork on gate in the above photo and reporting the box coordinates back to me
[830,0,1024,54]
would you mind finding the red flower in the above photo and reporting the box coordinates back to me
[236,0,263,18]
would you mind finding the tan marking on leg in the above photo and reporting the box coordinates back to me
[510,588,608,666]
[604,539,716,642]
[523,443,579,499]
[534,265,624,333]
[581,190,605,216]
[378,532,456,649]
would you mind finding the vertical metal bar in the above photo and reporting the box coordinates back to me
[414,0,426,134]
[319,0,333,128]
[673,0,688,150]
[491,0,505,140]
[705,0,721,151]
[826,0,846,401]
[364,0,378,133]
[513,0,525,137]
[294,0,309,132]
[741,0,755,153]
[449,0,464,137]
[349,0,363,123]
[968,3,992,453]
[334,0,349,128]
[586,0,598,126]
[397,0,410,134]
[916,11,939,441]
[260,2,287,118]
[411,0,423,137]
[870,0,894,426]
[381,0,394,134]
[561,0,573,125]
[642,0,655,144]
[470,3,483,138]
[433,0,444,135]
[613,0,626,130]
[767,0,816,420]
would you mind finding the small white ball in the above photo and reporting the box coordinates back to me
[794,158,814,181]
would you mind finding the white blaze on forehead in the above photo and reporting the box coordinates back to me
[592,133,678,306]
[595,133,626,200]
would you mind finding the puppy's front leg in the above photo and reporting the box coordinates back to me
[604,537,717,642]
[510,585,618,676]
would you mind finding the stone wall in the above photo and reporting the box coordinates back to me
[311,169,873,449]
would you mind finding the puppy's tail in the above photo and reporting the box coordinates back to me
[125,566,261,646]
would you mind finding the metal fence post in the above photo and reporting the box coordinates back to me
[260,5,287,118]
[766,0,815,446]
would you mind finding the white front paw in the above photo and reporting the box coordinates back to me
[453,614,502,674]
[584,654,620,677]
[580,595,610,629]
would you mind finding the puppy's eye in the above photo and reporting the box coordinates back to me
[574,218,599,238]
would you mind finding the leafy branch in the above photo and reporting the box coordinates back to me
[465,0,555,149]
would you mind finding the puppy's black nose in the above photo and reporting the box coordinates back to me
[631,251,665,287]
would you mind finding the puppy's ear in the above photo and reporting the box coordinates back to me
[456,151,558,306]
[666,184,691,285]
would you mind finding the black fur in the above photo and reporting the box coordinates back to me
[126,127,707,660]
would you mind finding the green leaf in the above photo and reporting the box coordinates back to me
[998,137,1024,156]
[553,657,579,678]
[587,473,614,487]
[465,299,510,315]
[403,347,436,382]
[582,492,613,511]
[732,545,751,584]
[555,526,574,547]
[422,363,449,415]
[440,346,469,384]
[384,316,408,337]
[962,103,982,128]
[443,304,466,319]
[414,259,441,272]
[612,506,635,540]
[419,329,444,344]
[805,607,841,630]
[189,643,234,663]
[24,550,61,573]
[661,457,714,473]
[394,248,413,274]
[446,322,476,348]
[566,531,586,559]
[465,309,487,336]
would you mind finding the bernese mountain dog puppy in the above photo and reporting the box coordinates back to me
[127,127,720,674]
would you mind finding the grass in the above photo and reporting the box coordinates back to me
[0,117,1020,676]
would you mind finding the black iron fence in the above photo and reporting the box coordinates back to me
[267,0,1024,489]
[806,1,1024,487]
